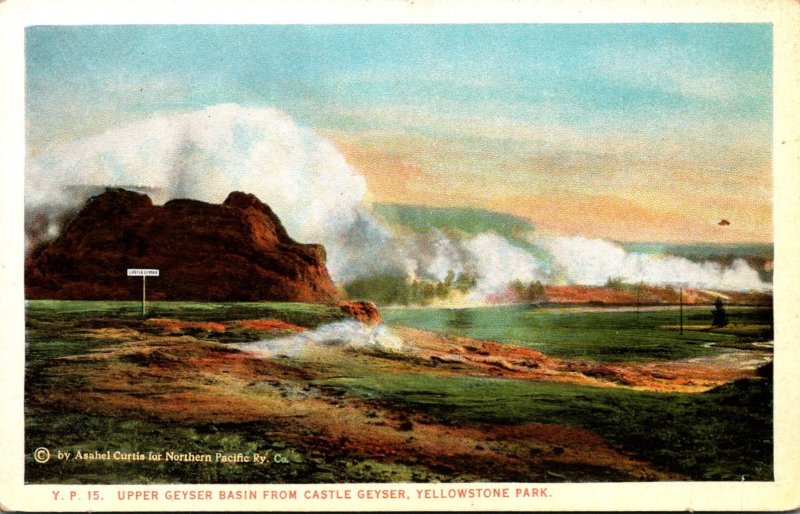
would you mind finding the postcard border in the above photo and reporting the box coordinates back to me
[2,0,799,511]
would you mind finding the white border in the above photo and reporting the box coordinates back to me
[1,0,798,511]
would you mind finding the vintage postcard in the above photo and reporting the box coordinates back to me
[1,0,799,511]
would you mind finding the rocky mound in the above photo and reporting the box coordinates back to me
[338,301,381,325]
[25,189,341,303]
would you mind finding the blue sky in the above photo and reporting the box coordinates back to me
[26,24,773,242]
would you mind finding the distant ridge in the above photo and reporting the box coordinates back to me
[371,203,548,260]
[372,203,535,235]
[620,242,773,261]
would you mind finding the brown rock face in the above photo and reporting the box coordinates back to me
[25,189,341,303]
[338,301,381,325]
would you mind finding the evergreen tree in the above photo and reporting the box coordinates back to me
[711,297,729,327]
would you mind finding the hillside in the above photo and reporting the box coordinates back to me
[25,189,340,303]
[371,203,547,259]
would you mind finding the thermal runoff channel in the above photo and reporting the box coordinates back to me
[25,104,771,302]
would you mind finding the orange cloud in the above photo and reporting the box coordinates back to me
[325,129,772,244]
[487,193,771,243]
[325,135,428,202]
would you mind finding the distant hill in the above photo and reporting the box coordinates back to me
[620,242,773,261]
[371,203,549,260]
[372,203,534,236]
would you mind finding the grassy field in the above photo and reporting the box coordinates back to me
[25,300,773,483]
[383,305,773,362]
[25,300,360,484]
[25,300,346,361]
[315,370,772,481]
[26,299,345,324]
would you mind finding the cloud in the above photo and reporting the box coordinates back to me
[591,42,770,104]
[465,234,547,298]
[537,235,769,292]
[26,104,771,298]
[26,104,378,279]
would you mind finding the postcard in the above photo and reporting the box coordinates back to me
[1,0,799,511]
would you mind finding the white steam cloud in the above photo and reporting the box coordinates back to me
[465,234,547,298]
[27,104,770,296]
[234,320,408,357]
[26,103,393,281]
[537,236,770,292]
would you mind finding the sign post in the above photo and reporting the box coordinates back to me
[679,286,684,335]
[127,269,159,316]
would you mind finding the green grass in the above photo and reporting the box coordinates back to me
[314,372,773,481]
[25,410,454,484]
[24,300,346,360]
[24,411,357,484]
[26,300,345,325]
[383,305,773,362]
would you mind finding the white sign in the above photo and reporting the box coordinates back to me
[127,269,160,276]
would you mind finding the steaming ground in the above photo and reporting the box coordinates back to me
[234,321,409,358]
[26,103,771,295]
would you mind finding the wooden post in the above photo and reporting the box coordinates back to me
[128,269,159,317]
[679,286,683,335]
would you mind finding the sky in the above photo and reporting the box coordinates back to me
[26,24,773,243]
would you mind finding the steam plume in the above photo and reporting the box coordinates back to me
[26,104,771,296]
[537,235,769,292]
[235,320,408,357]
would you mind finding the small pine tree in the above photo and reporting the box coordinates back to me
[711,297,729,327]
[526,281,547,302]
[444,269,455,287]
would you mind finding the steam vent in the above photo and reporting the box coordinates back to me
[25,188,341,303]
